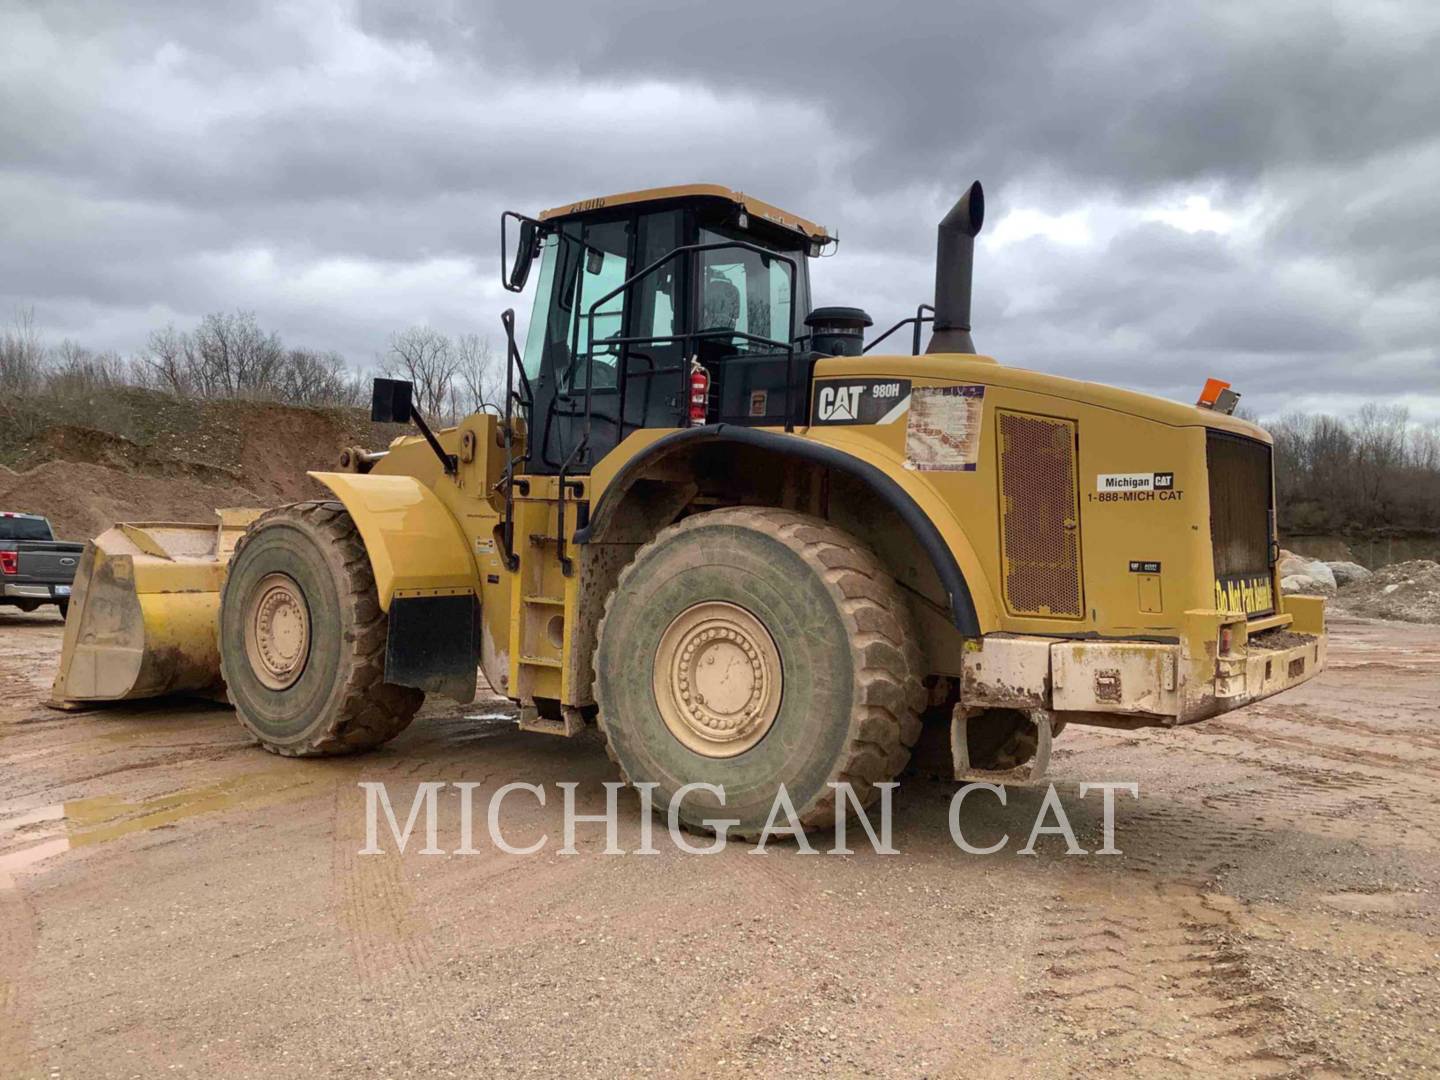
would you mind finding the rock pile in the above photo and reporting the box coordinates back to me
[1277,550,1338,595]
[1332,560,1440,624]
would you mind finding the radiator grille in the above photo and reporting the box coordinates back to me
[1207,431,1275,616]
[998,411,1083,617]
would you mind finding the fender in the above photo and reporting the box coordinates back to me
[309,471,479,701]
[574,426,993,636]
[309,472,478,609]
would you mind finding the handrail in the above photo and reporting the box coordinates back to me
[549,239,801,576]
[498,308,530,570]
[864,303,935,355]
[572,239,800,470]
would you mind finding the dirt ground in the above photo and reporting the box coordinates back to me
[2,611,1439,1078]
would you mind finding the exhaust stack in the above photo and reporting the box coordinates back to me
[926,180,985,354]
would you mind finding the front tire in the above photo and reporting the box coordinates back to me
[594,508,924,836]
[220,500,423,756]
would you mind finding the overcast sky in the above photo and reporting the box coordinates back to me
[3,1,1438,420]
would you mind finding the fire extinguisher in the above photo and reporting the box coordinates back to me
[688,359,710,427]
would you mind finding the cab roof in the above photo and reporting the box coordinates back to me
[538,183,833,243]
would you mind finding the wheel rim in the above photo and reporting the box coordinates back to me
[653,601,782,758]
[243,572,312,691]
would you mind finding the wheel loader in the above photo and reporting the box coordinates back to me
[51,181,1328,833]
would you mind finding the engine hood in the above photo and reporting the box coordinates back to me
[813,353,1271,443]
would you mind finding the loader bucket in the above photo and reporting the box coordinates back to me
[49,509,263,706]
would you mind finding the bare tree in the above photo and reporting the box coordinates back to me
[276,348,364,406]
[46,340,128,395]
[185,311,285,398]
[455,333,502,416]
[381,326,459,421]
[1269,407,1440,536]
[0,307,45,392]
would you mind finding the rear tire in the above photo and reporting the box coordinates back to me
[56,599,68,620]
[220,500,423,756]
[594,508,924,836]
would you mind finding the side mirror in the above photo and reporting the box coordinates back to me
[370,377,413,424]
[502,211,540,293]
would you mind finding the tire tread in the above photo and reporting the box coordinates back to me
[593,506,925,834]
[220,500,422,756]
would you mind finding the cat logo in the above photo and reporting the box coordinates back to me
[811,378,912,426]
[816,384,862,422]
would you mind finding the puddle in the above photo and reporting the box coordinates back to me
[0,837,70,877]
[0,804,65,832]
[0,771,322,886]
[461,712,519,740]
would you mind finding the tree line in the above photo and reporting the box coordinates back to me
[0,308,504,422]
[1269,406,1440,536]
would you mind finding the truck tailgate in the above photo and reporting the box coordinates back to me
[17,545,85,582]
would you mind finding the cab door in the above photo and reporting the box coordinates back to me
[521,210,689,474]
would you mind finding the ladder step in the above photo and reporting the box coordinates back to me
[518,705,585,738]
[519,654,563,668]
[523,595,565,607]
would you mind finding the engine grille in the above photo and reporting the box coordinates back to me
[1207,431,1275,617]
[997,411,1083,618]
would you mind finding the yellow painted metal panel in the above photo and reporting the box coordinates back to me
[50,521,235,704]
[537,183,831,241]
[309,472,477,610]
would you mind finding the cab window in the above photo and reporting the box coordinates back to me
[562,219,630,390]
[698,227,796,350]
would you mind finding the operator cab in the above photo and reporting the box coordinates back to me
[502,185,834,475]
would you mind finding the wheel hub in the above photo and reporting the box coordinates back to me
[653,601,782,758]
[244,573,311,690]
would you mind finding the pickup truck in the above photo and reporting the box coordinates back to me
[0,512,84,619]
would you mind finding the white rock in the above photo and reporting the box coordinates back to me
[1276,552,1309,579]
[1281,574,1318,595]
[1278,554,1336,591]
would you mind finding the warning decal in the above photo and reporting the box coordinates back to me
[904,385,985,472]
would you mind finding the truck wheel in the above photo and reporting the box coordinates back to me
[220,500,423,756]
[56,599,68,619]
[594,508,924,836]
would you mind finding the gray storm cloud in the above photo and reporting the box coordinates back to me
[1,0,1437,419]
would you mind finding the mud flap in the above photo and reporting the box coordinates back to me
[385,594,480,703]
[951,706,1053,784]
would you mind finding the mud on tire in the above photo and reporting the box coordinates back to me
[593,507,925,836]
[220,500,423,756]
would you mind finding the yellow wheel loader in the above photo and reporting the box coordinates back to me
[52,181,1327,833]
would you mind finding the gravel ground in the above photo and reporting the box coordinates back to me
[2,609,1439,1078]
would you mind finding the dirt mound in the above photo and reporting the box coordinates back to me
[0,391,408,541]
[219,400,402,504]
[0,460,262,542]
[32,425,245,487]
[1335,560,1440,624]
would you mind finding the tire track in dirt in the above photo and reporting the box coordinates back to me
[1209,727,1440,779]
[1027,878,1339,1077]
[332,778,440,983]
[1244,706,1440,753]
[0,875,37,1080]
[1180,730,1440,853]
